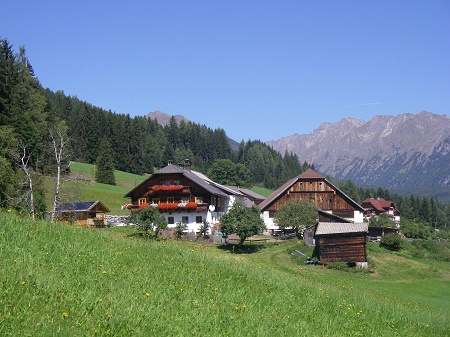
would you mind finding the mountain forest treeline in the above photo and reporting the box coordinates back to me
[0,38,307,209]
[1,38,449,233]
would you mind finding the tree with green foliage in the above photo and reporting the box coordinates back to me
[199,219,210,237]
[95,137,116,185]
[380,233,402,251]
[132,206,167,238]
[0,126,18,208]
[207,159,252,187]
[400,219,431,239]
[175,221,188,239]
[220,203,265,246]
[369,212,396,228]
[274,199,318,238]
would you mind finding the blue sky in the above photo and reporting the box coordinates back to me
[2,1,449,141]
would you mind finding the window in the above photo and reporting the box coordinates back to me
[173,180,180,186]
[138,198,146,206]
[167,216,174,224]
[182,216,189,223]
[163,181,170,186]
[195,197,203,204]
[167,197,174,203]
[152,198,160,205]
[196,216,203,223]
[181,198,189,204]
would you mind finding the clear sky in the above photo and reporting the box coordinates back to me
[2,1,449,141]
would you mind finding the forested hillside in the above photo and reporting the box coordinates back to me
[45,89,307,188]
[0,38,307,213]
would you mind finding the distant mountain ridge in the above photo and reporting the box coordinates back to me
[147,110,190,126]
[266,111,450,202]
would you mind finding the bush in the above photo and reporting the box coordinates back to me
[401,221,431,239]
[411,240,450,262]
[380,233,402,251]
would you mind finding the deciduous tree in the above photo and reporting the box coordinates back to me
[220,203,265,246]
[274,199,318,238]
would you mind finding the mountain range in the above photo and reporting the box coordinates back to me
[266,111,450,202]
[148,110,450,203]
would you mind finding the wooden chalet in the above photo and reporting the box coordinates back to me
[361,197,401,225]
[259,168,365,234]
[315,222,368,264]
[124,160,245,233]
[54,200,110,227]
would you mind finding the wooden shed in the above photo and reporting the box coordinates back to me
[315,222,368,263]
[54,200,110,227]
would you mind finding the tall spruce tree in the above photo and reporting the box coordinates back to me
[95,137,116,185]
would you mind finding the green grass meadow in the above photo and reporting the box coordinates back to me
[44,162,148,214]
[1,211,449,336]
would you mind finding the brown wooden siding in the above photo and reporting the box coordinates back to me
[318,234,366,263]
[267,183,357,213]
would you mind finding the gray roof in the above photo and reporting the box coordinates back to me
[125,164,235,198]
[225,186,266,201]
[54,200,110,213]
[315,222,368,235]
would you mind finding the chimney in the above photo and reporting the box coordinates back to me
[184,159,191,171]
[168,160,173,165]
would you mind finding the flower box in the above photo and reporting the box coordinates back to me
[186,202,198,210]
[158,203,179,211]
[152,185,184,192]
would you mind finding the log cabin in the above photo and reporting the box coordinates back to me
[259,168,365,234]
[315,222,368,263]
[124,159,245,234]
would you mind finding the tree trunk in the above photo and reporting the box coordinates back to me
[49,122,67,223]
[19,146,35,221]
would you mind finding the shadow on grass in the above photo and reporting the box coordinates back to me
[217,243,266,254]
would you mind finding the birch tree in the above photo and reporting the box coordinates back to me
[48,120,69,222]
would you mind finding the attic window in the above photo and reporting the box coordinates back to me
[163,181,170,186]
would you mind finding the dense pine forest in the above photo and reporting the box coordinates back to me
[1,38,449,236]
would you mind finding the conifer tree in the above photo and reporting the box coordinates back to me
[95,137,115,185]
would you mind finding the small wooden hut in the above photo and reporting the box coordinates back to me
[54,200,110,227]
[315,222,368,263]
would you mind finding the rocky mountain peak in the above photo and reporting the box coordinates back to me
[266,111,450,202]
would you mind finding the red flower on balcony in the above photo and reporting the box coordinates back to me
[158,203,178,211]
[186,202,198,210]
[152,185,184,192]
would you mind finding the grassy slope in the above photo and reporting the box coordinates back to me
[44,162,148,214]
[1,212,448,336]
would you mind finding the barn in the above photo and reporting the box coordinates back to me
[259,168,365,234]
[315,222,368,264]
